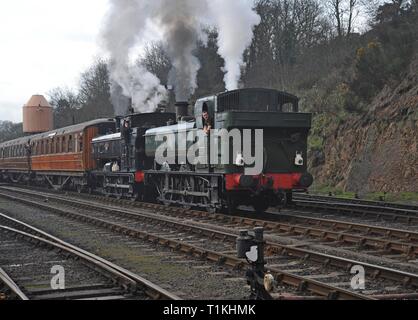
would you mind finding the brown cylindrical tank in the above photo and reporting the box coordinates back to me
[23,95,54,133]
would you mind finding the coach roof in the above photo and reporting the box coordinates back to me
[0,118,115,148]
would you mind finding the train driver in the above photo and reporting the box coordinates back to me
[202,110,213,135]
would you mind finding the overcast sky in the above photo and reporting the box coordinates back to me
[0,0,109,122]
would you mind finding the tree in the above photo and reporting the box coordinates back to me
[48,87,80,128]
[243,0,329,89]
[375,0,409,23]
[194,28,226,97]
[78,58,114,120]
[327,0,362,38]
[0,121,23,143]
[139,42,172,86]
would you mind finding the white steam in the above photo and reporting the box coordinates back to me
[102,0,167,115]
[101,0,260,114]
[207,0,261,91]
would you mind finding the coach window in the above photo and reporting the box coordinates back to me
[79,135,83,152]
[51,138,54,154]
[56,137,60,153]
[59,137,63,153]
[68,135,73,153]
[74,134,79,152]
[62,136,67,153]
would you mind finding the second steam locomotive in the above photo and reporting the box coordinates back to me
[0,88,313,213]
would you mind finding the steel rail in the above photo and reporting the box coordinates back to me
[294,194,418,212]
[0,267,29,300]
[0,215,180,301]
[293,199,418,224]
[272,211,418,242]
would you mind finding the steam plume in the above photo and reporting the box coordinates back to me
[208,0,261,90]
[102,0,167,114]
[101,0,260,113]
[153,0,209,101]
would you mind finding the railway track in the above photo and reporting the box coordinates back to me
[293,194,418,225]
[1,186,418,299]
[5,185,416,265]
[294,193,418,211]
[0,213,179,301]
[0,190,266,300]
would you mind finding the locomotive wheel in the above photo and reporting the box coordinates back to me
[285,192,293,206]
[130,193,139,202]
[253,200,269,214]
[115,189,123,200]
[206,206,216,214]
[222,197,237,215]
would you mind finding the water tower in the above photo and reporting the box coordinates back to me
[22,95,54,134]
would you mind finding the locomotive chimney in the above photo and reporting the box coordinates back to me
[175,101,188,121]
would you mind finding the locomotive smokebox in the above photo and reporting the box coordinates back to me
[175,101,188,121]
[23,95,54,134]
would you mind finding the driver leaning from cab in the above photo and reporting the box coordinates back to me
[202,110,213,135]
